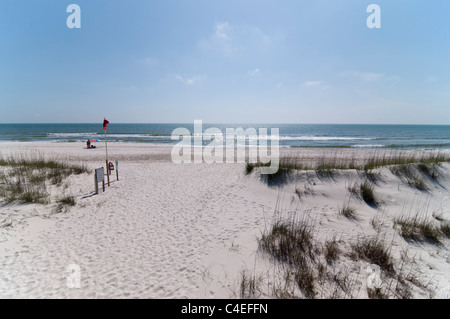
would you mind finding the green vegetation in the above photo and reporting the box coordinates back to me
[246,152,450,188]
[259,219,314,268]
[0,154,89,204]
[246,152,450,175]
[249,209,433,299]
[239,271,263,299]
[394,216,443,244]
[360,181,376,206]
[338,204,358,220]
[324,237,341,264]
[351,237,394,274]
[441,224,450,238]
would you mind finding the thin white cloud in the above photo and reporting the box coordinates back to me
[248,68,260,76]
[340,71,400,85]
[199,22,272,57]
[362,73,384,82]
[386,75,401,86]
[215,22,231,39]
[119,85,139,91]
[303,80,327,88]
[135,57,158,66]
[425,75,438,83]
[175,74,205,85]
[340,71,383,82]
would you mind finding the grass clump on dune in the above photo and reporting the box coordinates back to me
[259,219,314,267]
[245,152,450,187]
[360,181,376,206]
[338,205,358,220]
[0,154,89,204]
[394,216,443,244]
[258,214,318,298]
[441,224,450,238]
[239,271,263,299]
[351,237,394,274]
[390,164,431,191]
[324,237,341,264]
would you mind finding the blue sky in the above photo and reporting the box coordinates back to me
[0,0,449,124]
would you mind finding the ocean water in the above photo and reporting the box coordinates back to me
[0,123,450,150]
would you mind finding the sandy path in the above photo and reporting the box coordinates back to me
[0,161,279,298]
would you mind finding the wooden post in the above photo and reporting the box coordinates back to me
[94,170,99,194]
[115,161,119,181]
[106,160,110,186]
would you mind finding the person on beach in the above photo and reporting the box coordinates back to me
[87,139,91,149]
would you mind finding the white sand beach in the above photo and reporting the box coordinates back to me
[0,142,449,299]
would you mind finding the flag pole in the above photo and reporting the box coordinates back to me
[104,119,110,187]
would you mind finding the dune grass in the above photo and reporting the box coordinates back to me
[0,154,89,204]
[259,218,314,268]
[394,216,443,244]
[324,237,341,264]
[247,152,450,174]
[351,237,394,274]
[245,152,450,188]
[258,214,318,298]
[338,205,358,220]
[390,164,432,190]
[441,224,450,238]
[256,212,419,299]
[248,203,439,299]
[239,271,263,299]
[360,181,377,206]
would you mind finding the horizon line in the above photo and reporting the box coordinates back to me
[1,122,450,126]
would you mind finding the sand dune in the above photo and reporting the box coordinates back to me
[0,142,449,298]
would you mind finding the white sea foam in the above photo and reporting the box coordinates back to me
[351,144,386,148]
[47,133,169,139]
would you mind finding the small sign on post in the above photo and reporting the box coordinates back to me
[94,167,105,194]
